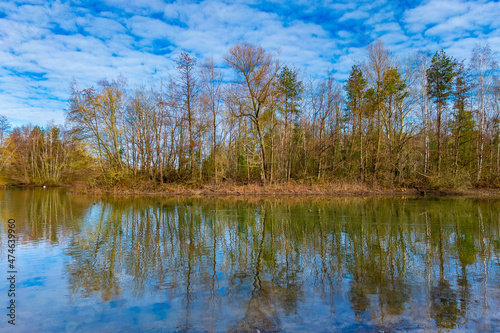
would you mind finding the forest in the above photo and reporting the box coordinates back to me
[0,40,499,191]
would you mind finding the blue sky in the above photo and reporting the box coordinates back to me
[0,0,499,126]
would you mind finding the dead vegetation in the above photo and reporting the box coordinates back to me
[66,180,500,198]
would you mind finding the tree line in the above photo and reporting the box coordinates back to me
[1,40,499,189]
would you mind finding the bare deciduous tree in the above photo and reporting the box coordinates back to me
[224,42,280,183]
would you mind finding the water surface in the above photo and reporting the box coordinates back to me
[1,189,500,332]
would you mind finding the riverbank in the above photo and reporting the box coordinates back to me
[64,181,500,198]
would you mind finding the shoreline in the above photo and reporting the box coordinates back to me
[65,182,500,198]
[4,182,500,198]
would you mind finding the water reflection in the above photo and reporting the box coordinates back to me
[1,191,500,332]
[0,188,90,242]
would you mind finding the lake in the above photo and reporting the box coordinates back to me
[1,188,499,332]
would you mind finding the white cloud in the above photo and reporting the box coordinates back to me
[372,22,401,34]
[337,30,353,40]
[82,17,127,40]
[104,0,167,14]
[404,0,469,32]
[400,0,500,60]
[128,15,180,40]
[338,9,370,22]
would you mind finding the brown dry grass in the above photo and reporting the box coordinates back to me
[67,181,433,197]
[15,179,500,198]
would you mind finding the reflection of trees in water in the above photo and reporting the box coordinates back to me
[66,201,125,301]
[59,196,500,331]
[227,205,307,332]
[345,201,410,322]
[431,279,462,329]
[0,188,91,241]
[228,209,280,332]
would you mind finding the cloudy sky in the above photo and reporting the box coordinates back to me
[0,0,499,127]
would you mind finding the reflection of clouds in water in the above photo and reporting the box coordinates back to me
[65,305,97,333]
[65,321,78,333]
